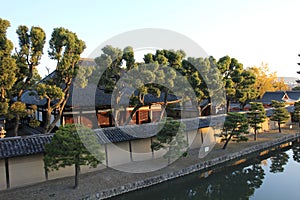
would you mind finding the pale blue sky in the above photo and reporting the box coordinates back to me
[2,0,300,77]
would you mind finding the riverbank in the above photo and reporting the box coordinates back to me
[1,128,300,200]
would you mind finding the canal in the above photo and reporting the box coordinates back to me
[110,140,300,200]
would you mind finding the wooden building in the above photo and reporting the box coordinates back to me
[18,59,181,130]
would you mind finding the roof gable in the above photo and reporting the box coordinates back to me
[260,91,290,104]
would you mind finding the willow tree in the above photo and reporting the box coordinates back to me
[0,18,17,115]
[37,27,86,133]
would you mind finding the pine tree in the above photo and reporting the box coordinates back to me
[293,101,300,127]
[151,118,187,164]
[270,100,290,133]
[247,102,266,141]
[44,124,104,189]
[221,112,249,149]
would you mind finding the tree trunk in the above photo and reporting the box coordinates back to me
[222,135,232,149]
[43,110,52,134]
[14,114,20,137]
[124,103,143,125]
[254,128,257,141]
[159,91,168,120]
[226,99,230,113]
[74,163,80,189]
[47,109,62,134]
[278,122,281,133]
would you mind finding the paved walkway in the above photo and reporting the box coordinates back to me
[0,128,298,200]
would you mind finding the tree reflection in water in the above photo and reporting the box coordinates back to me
[113,141,300,200]
[191,164,265,200]
[269,151,289,173]
[292,141,300,163]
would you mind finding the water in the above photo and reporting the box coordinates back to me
[110,140,300,200]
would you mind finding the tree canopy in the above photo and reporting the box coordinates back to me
[248,63,290,99]
[0,18,17,115]
[217,56,256,112]
[247,102,266,141]
[151,118,187,164]
[44,124,103,189]
[220,112,249,149]
[269,100,290,133]
[37,27,87,133]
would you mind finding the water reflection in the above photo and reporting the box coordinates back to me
[269,151,289,173]
[111,141,300,200]
[292,141,300,163]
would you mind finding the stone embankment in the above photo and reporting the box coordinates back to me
[84,133,300,200]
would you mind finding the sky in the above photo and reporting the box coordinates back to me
[1,0,300,78]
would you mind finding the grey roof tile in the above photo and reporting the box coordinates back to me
[0,135,52,159]
[0,115,225,158]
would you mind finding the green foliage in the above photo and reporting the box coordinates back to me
[292,86,300,91]
[9,101,27,116]
[217,56,256,112]
[13,25,46,99]
[44,124,103,188]
[0,101,9,115]
[73,65,95,88]
[36,84,64,100]
[221,112,249,149]
[9,101,28,136]
[44,124,103,170]
[29,119,40,128]
[151,118,188,163]
[247,102,266,140]
[0,18,17,102]
[270,100,290,133]
[39,27,86,133]
[49,27,86,82]
[293,101,300,126]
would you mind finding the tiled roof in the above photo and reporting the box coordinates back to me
[286,91,300,101]
[259,91,289,105]
[0,116,225,158]
[0,134,52,159]
[69,83,180,108]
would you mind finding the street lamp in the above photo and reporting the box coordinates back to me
[0,126,6,138]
